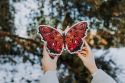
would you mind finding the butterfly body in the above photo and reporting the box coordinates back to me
[39,21,88,56]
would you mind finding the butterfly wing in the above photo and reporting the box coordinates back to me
[65,21,88,54]
[39,25,64,55]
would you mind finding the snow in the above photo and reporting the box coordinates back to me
[12,0,41,38]
[93,48,125,83]
[93,48,125,67]
[0,57,43,83]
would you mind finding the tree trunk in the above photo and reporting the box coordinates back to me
[0,0,14,32]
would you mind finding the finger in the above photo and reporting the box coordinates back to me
[82,38,91,52]
[82,47,87,51]
[80,51,87,55]
[53,56,59,63]
[42,43,46,58]
[81,53,87,57]
[43,42,47,53]
[43,42,50,58]
[81,48,88,53]
[77,52,85,60]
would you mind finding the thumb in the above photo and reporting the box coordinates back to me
[43,42,50,58]
[53,56,59,63]
[43,42,47,52]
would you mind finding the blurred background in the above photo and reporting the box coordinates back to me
[0,0,125,83]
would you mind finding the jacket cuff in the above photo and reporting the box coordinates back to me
[91,69,116,83]
[92,69,100,77]
[42,71,59,83]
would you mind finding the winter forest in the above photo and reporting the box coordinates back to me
[0,0,125,83]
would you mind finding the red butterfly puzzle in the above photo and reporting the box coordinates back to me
[39,21,88,56]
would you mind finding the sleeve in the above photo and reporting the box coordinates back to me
[41,71,59,83]
[91,69,117,83]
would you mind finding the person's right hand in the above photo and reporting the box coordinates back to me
[77,39,98,74]
[42,42,59,73]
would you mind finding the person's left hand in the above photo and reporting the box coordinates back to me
[42,42,59,72]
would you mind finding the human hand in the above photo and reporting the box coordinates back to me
[42,42,59,72]
[77,39,98,74]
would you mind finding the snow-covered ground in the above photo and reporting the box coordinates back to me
[0,53,43,83]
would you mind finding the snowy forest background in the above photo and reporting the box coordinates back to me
[0,0,125,83]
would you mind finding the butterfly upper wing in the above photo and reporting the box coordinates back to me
[65,21,88,54]
[39,25,64,55]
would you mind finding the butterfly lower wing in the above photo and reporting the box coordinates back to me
[39,25,64,55]
[65,21,88,54]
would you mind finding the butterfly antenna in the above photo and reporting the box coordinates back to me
[65,26,70,34]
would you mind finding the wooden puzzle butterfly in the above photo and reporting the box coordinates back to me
[39,21,88,56]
